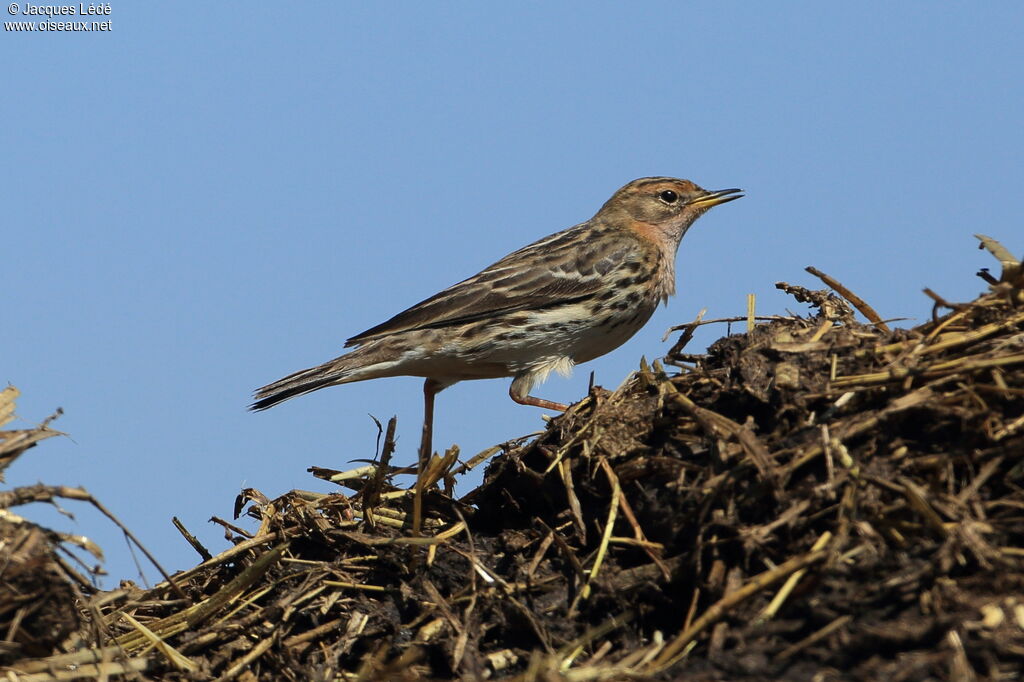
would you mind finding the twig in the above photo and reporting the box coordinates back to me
[361,416,397,519]
[213,635,275,682]
[647,550,829,671]
[774,614,852,661]
[172,516,212,562]
[573,457,620,608]
[0,483,188,601]
[805,266,890,332]
[757,532,833,622]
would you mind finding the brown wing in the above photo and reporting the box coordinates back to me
[345,222,645,346]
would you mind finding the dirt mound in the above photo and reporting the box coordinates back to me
[2,237,1022,680]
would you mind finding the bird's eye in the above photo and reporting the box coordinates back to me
[659,190,678,204]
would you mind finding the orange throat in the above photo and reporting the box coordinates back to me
[627,221,678,303]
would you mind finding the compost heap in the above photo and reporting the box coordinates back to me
[2,237,1023,681]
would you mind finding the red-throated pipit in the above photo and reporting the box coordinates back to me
[252,177,742,461]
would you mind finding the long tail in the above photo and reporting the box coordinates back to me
[250,345,398,411]
[250,364,345,411]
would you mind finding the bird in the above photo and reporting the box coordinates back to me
[251,177,742,464]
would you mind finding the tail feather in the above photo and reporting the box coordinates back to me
[250,363,350,411]
[250,343,404,411]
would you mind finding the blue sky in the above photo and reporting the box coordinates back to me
[4,3,1022,585]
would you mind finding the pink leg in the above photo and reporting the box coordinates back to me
[414,378,445,535]
[420,378,443,463]
[509,374,569,411]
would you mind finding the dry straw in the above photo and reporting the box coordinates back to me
[2,236,1023,680]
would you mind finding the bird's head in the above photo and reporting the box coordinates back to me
[596,177,743,246]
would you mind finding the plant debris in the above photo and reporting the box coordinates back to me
[2,236,1023,681]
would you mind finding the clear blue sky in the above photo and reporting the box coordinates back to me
[4,3,1022,585]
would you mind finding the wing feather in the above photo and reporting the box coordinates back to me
[345,223,644,346]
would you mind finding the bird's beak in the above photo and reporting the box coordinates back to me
[687,188,744,208]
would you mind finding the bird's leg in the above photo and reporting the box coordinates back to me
[420,378,442,463]
[509,374,569,411]
[414,378,443,535]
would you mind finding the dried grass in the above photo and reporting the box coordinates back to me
[2,236,1023,681]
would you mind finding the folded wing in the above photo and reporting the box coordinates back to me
[345,223,645,346]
